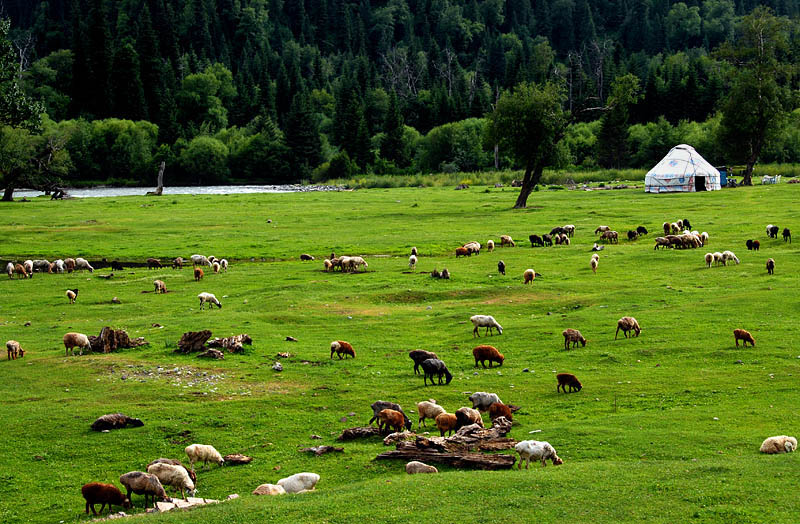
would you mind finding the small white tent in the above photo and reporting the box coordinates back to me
[644,144,721,193]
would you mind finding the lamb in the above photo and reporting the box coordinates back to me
[277,472,320,494]
[637,226,648,236]
[6,340,22,360]
[185,444,225,470]
[220,259,228,271]
[191,254,212,267]
[562,329,586,350]
[766,258,775,275]
[81,482,131,515]
[486,240,494,251]
[435,412,458,436]
[734,328,755,347]
[488,402,513,422]
[454,407,484,430]
[523,268,535,284]
[66,289,79,304]
[783,228,791,242]
[406,461,438,474]
[377,409,407,434]
[470,314,503,337]
[153,280,167,294]
[704,253,713,268]
[556,373,582,393]
[590,257,598,274]
[472,345,504,368]
[411,247,418,256]
[5,262,13,279]
[146,258,162,269]
[497,260,505,275]
[368,401,411,430]
[63,332,90,356]
[420,358,453,386]
[172,257,184,269]
[330,340,355,359]
[500,235,516,247]
[529,234,544,247]
[760,435,797,454]
[766,224,779,238]
[722,250,740,265]
[409,254,417,270]
[13,263,29,279]
[146,462,196,500]
[146,459,197,485]
[75,257,94,272]
[64,258,75,272]
[455,247,470,257]
[194,267,204,281]
[615,317,640,339]
[118,471,167,508]
[416,400,445,428]
[197,292,221,309]
[515,440,563,468]
[409,349,438,374]
[469,391,502,412]
[594,226,610,235]
[212,261,220,273]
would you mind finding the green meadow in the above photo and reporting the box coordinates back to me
[0,184,798,524]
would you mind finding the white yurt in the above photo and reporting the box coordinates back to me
[644,144,721,193]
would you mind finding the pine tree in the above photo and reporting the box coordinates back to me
[380,91,407,166]
[285,91,323,179]
[111,43,147,120]
[86,0,112,118]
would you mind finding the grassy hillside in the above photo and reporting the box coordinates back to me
[0,184,798,523]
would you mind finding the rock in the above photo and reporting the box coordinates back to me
[198,349,225,360]
[253,483,286,496]
[175,330,213,354]
[91,413,144,431]
[156,501,177,512]
[522,368,530,373]
[227,494,239,500]
[152,323,162,328]
[405,461,439,474]
[272,362,283,371]
[223,454,253,465]
[278,472,320,493]
[384,431,416,446]
[285,336,298,342]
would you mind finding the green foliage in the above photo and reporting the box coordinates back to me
[597,74,642,169]
[416,118,491,173]
[0,19,44,129]
[179,135,230,183]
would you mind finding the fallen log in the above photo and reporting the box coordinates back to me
[337,426,382,441]
[176,330,213,353]
[375,449,515,470]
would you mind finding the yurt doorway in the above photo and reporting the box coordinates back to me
[695,176,707,191]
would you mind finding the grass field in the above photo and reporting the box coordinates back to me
[1,184,799,524]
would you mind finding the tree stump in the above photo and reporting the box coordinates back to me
[88,327,147,353]
[175,331,212,353]
[337,426,383,441]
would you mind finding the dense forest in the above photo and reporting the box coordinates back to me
[1,0,799,187]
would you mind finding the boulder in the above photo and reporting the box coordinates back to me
[252,484,286,496]
[406,461,438,474]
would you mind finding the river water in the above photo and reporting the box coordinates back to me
[13,184,342,198]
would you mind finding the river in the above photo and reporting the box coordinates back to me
[13,184,343,198]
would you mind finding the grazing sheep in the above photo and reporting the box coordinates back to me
[212,261,220,273]
[590,257,598,274]
[500,235,516,247]
[767,258,775,275]
[550,226,566,236]
[66,288,79,304]
[783,228,791,242]
[13,263,29,279]
[722,250,740,265]
[153,280,166,294]
[207,256,217,264]
[515,440,563,468]
[591,253,599,262]
[75,257,94,272]
[409,350,438,375]
[435,412,458,436]
[406,461,438,474]
[330,340,355,359]
[421,358,453,386]
[562,329,586,350]
[683,218,692,230]
[220,259,228,271]
[377,409,407,434]
[498,260,505,275]
[662,222,671,235]
[32,259,51,272]
[64,258,75,272]
[191,254,212,267]
[185,444,225,470]
[560,234,571,246]
[760,436,797,454]
[556,373,582,393]
[6,340,22,360]
[146,462,196,500]
[469,391,502,412]
[172,257,184,269]
[197,292,221,309]
[563,224,575,237]
[277,472,320,494]
[734,329,755,347]
[752,239,759,250]
[488,402,513,422]
[627,230,638,241]
[146,258,162,269]
[637,226,648,236]
[411,247,418,256]
[653,237,670,250]
[600,230,619,243]
[147,459,197,485]
[463,241,481,255]
[554,234,562,245]
[119,472,167,509]
[670,222,680,234]
[110,260,124,271]
[542,234,553,246]
[595,226,610,235]
[529,234,544,247]
[746,239,754,250]
[368,401,412,429]
[700,232,709,244]
[416,400,446,428]
[6,262,13,279]
[766,224,779,238]
[615,317,641,340]
[63,332,90,356]
[81,483,131,516]
[454,407,484,430]
[300,254,315,261]
[440,268,450,279]
[90,413,144,431]
[194,267,204,281]
[486,240,494,252]
[705,253,713,268]
[409,254,417,270]
[455,247,470,257]
[713,252,724,266]
[323,259,333,272]
[350,256,369,272]
[470,315,503,337]
[23,260,33,274]
[523,268,535,284]
[472,345,504,368]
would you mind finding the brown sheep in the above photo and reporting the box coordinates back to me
[454,407,484,430]
[6,340,22,360]
[194,267,204,281]
[615,317,640,339]
[500,235,515,247]
[455,247,470,257]
[562,329,586,350]
[600,230,619,243]
[473,345,504,368]
[66,288,79,304]
[13,263,28,279]
[64,258,75,272]
[766,258,775,275]
[556,373,582,393]
[377,409,406,434]
[435,413,458,436]
[330,340,355,359]
[523,268,535,284]
[81,482,131,516]
[172,257,184,269]
[153,280,167,294]
[488,402,513,422]
[734,329,755,347]
[146,258,162,269]
[662,222,671,235]
[63,332,90,356]
[409,349,438,374]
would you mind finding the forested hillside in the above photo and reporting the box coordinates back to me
[2,0,799,186]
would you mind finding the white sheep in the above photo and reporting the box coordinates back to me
[409,254,417,270]
[185,444,224,470]
[515,440,563,468]
[487,240,495,252]
[350,256,368,272]
[5,262,13,279]
[406,461,438,474]
[713,252,724,266]
[153,280,166,294]
[66,289,78,304]
[75,257,94,272]
[54,259,65,273]
[191,254,212,267]
[416,400,445,428]
[63,332,90,356]
[463,241,481,254]
[760,435,797,454]
[208,255,217,264]
[197,292,221,310]
[220,259,228,271]
[146,462,195,500]
[722,250,740,265]
[704,253,713,268]
[523,268,535,284]
[277,472,320,494]
[23,259,33,274]
[468,392,502,412]
[701,232,709,244]
[212,261,220,273]
[470,315,503,337]
[563,224,575,237]
[590,257,598,274]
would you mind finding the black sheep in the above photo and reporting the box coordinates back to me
[91,413,144,431]
[542,234,553,246]
[783,228,791,243]
[110,261,124,271]
[367,401,412,430]
[636,226,648,236]
[627,230,638,241]
[498,260,506,275]
[746,239,754,250]
[529,234,544,247]
[421,358,453,386]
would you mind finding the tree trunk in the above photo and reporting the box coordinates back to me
[176,330,213,353]
[2,186,14,202]
[513,161,543,209]
[337,426,383,441]
[156,161,165,195]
